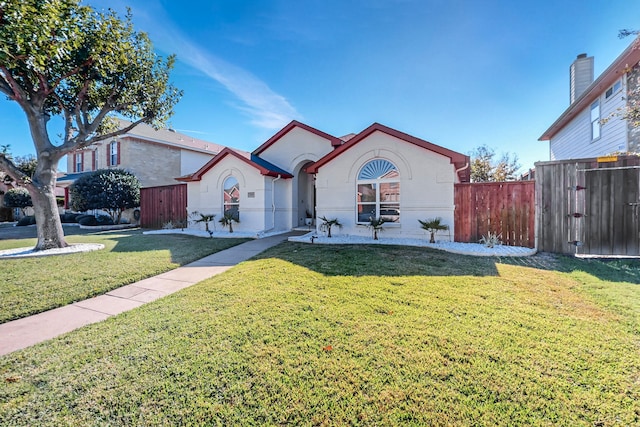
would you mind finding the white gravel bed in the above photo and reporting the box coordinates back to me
[143,229,288,239]
[288,233,536,257]
[0,243,105,259]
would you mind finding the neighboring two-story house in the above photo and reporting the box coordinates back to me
[58,120,225,206]
[539,38,640,159]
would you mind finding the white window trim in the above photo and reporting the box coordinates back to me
[356,160,400,224]
[223,176,240,220]
[605,79,622,100]
[590,99,601,142]
[110,141,118,166]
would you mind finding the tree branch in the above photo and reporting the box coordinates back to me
[0,154,30,186]
[0,66,28,104]
[48,58,94,93]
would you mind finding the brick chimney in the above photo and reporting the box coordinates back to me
[570,53,594,104]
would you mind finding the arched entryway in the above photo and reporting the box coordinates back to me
[296,162,315,227]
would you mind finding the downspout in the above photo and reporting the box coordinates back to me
[272,174,281,229]
[455,162,469,181]
[261,174,282,235]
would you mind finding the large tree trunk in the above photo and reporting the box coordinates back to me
[29,156,68,251]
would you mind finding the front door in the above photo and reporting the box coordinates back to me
[297,164,315,227]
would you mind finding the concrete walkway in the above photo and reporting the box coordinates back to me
[0,232,300,356]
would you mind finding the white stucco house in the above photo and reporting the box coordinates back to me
[539,37,640,159]
[178,121,470,240]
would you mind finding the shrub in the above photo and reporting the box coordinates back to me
[78,214,115,226]
[16,215,36,226]
[70,169,140,224]
[60,213,80,223]
[0,207,13,222]
[418,217,450,243]
[77,215,97,226]
[4,188,32,214]
[96,215,114,225]
[75,214,93,223]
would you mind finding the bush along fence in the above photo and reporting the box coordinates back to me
[454,181,535,248]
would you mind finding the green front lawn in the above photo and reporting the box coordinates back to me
[1,243,639,425]
[0,230,249,323]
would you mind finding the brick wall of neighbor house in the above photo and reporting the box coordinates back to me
[122,138,182,187]
[627,64,640,152]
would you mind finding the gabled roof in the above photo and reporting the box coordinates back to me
[306,123,470,182]
[252,120,343,156]
[116,119,225,155]
[176,147,293,182]
[539,37,640,141]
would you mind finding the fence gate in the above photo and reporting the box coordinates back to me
[140,184,187,229]
[574,166,640,256]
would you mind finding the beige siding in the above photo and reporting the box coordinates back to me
[186,155,271,233]
[315,131,456,240]
[258,127,334,172]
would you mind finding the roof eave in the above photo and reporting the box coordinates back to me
[252,120,342,155]
[539,37,640,141]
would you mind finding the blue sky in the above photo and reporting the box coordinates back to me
[2,0,639,173]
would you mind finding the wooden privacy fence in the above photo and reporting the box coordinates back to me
[454,181,535,248]
[140,184,187,229]
[536,156,640,256]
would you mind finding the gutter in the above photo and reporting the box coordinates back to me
[261,174,282,234]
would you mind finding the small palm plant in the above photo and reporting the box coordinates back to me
[319,216,341,238]
[193,212,216,237]
[418,217,449,243]
[367,216,385,240]
[219,211,239,233]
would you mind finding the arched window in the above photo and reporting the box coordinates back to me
[223,176,240,220]
[356,159,400,223]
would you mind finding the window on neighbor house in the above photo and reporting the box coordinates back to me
[75,153,83,172]
[356,159,400,224]
[92,151,98,171]
[591,100,601,141]
[223,176,240,221]
[110,141,118,166]
[605,80,622,99]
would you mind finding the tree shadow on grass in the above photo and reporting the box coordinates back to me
[109,232,250,265]
[498,252,640,285]
[253,242,500,277]
[255,242,640,283]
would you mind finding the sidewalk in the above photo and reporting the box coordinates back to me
[0,232,300,356]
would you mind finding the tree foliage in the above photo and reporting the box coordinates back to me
[0,0,181,250]
[618,30,640,128]
[2,154,37,183]
[69,169,140,224]
[470,145,520,182]
[4,187,32,211]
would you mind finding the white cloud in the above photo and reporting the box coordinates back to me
[105,0,301,130]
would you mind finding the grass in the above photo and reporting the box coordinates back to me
[0,230,249,323]
[1,243,639,425]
